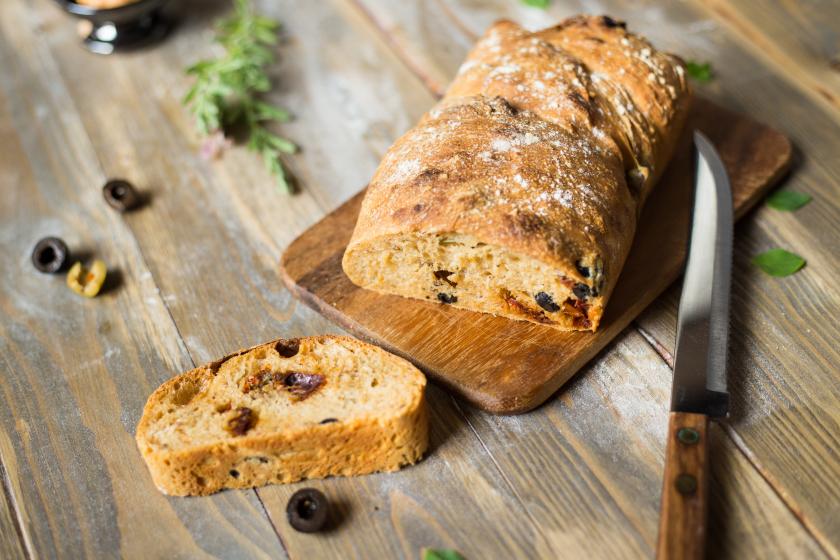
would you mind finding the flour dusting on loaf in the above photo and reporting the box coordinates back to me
[343,15,690,331]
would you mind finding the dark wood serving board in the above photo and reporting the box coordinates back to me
[280,98,792,414]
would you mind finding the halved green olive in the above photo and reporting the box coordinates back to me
[66,260,107,298]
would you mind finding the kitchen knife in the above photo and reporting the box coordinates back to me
[656,131,732,560]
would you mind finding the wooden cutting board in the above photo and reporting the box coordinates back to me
[280,98,792,414]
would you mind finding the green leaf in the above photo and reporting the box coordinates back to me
[685,60,713,82]
[422,550,466,560]
[521,0,550,7]
[766,190,812,211]
[752,249,806,277]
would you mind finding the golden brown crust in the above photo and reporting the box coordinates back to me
[446,16,690,200]
[345,96,633,328]
[343,16,690,331]
[135,335,429,496]
[536,15,691,196]
[443,20,599,135]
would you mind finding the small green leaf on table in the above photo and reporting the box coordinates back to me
[752,249,806,277]
[766,190,812,211]
[685,60,713,82]
[521,0,550,8]
[422,549,466,560]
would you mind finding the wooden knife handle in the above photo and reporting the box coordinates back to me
[656,411,710,560]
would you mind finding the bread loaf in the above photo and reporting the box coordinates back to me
[136,335,428,496]
[342,16,690,331]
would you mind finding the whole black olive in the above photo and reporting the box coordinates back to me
[31,237,69,273]
[287,488,329,533]
[102,179,139,212]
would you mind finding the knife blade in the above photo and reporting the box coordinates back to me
[670,130,732,417]
[656,131,733,560]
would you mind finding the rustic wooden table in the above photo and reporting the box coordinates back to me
[1,0,838,558]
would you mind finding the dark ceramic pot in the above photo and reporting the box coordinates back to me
[54,0,172,54]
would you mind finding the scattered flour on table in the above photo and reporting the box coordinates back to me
[74,347,122,374]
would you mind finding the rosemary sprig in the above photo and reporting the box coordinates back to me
[184,0,297,193]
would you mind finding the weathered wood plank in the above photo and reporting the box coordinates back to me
[3,0,836,557]
[351,0,838,556]
[560,2,840,555]
[26,0,554,556]
[348,0,474,95]
[704,422,824,558]
[0,1,287,557]
[0,461,28,560]
[258,386,545,559]
[457,329,825,559]
[691,0,840,125]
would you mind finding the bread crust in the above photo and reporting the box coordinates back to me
[344,96,632,329]
[343,16,690,331]
[535,15,691,196]
[135,335,429,496]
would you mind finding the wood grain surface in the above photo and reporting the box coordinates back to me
[695,0,840,122]
[0,462,27,560]
[0,2,288,558]
[656,412,710,560]
[0,0,836,558]
[280,98,792,413]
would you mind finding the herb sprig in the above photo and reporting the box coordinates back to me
[184,0,296,193]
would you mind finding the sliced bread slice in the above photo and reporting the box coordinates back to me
[136,335,428,496]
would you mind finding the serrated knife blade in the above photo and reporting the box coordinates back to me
[670,131,732,417]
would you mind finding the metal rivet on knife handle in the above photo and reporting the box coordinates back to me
[675,474,698,495]
[677,428,700,445]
